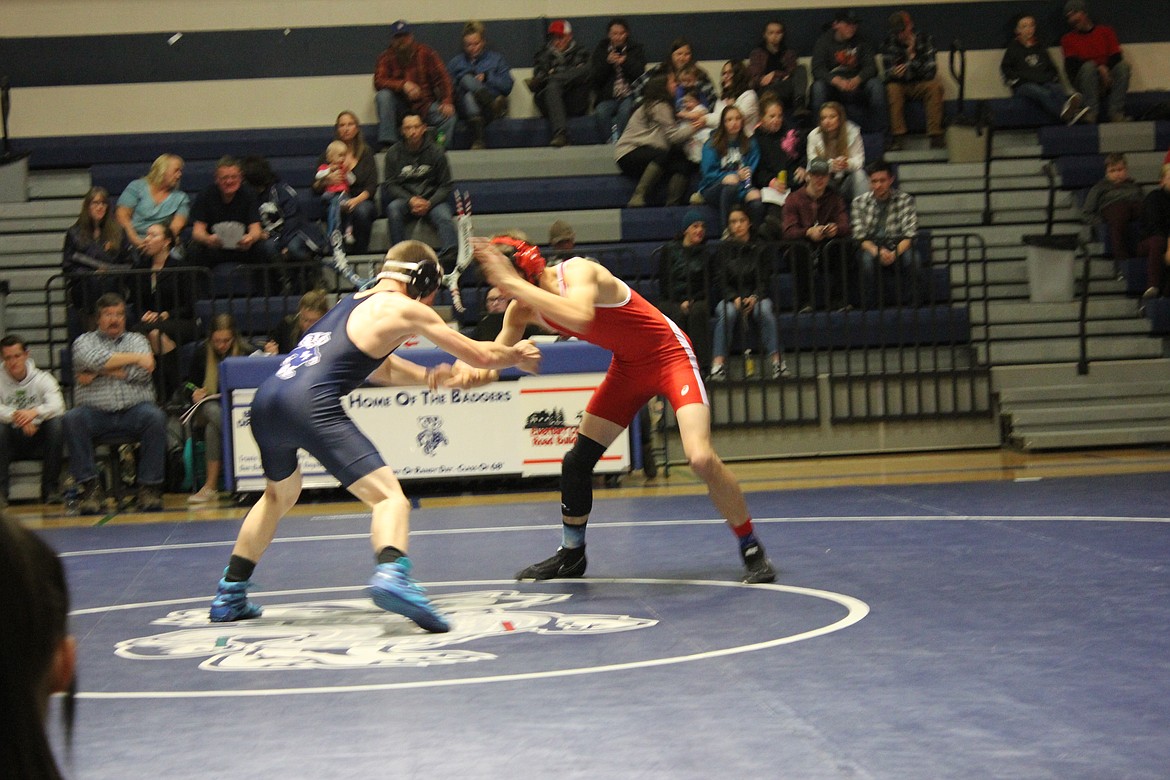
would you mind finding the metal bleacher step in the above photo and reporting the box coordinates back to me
[993,357,1170,390]
[1011,422,1170,450]
[977,318,1147,341]
[973,298,1138,324]
[1000,379,1170,405]
[0,232,66,255]
[28,170,91,200]
[1009,399,1170,428]
[474,208,622,244]
[981,336,1164,365]
[450,145,617,181]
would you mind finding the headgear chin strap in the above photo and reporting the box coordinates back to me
[377,256,442,299]
[491,236,547,285]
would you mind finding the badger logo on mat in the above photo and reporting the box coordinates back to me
[115,591,657,670]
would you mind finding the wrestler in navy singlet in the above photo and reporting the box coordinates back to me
[251,292,394,485]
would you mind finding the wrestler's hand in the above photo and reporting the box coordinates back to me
[426,363,454,390]
[513,338,542,375]
[444,366,497,389]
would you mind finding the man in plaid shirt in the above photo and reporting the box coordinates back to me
[882,11,945,150]
[851,160,921,307]
[62,293,168,513]
[374,20,457,148]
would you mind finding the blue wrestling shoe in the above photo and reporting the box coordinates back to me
[209,571,263,622]
[368,557,450,633]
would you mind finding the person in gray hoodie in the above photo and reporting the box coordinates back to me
[0,335,65,505]
[381,112,457,267]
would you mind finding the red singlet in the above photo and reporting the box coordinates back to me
[538,259,709,427]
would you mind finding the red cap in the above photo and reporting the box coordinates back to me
[547,20,571,37]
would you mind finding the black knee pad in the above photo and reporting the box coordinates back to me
[560,434,606,517]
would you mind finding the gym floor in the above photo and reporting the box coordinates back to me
[22,447,1170,779]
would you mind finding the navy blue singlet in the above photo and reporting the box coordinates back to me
[250,291,395,485]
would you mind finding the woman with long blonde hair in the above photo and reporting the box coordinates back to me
[114,153,189,249]
[182,313,256,503]
[806,101,868,202]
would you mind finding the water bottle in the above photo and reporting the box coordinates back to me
[743,349,756,379]
[63,476,79,516]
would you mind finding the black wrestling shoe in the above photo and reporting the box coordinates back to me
[741,542,776,584]
[515,545,586,580]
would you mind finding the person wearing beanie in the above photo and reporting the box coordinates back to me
[1061,0,1130,123]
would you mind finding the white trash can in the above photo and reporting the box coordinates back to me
[1022,233,1079,303]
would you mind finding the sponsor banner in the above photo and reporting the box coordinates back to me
[230,373,627,491]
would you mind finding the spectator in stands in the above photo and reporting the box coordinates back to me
[382,112,457,268]
[447,20,514,150]
[632,37,713,109]
[1082,152,1144,264]
[748,20,809,117]
[1062,1,1130,123]
[127,224,198,400]
[188,156,264,276]
[263,289,330,355]
[616,75,697,208]
[590,18,647,144]
[547,219,577,264]
[114,153,189,251]
[180,313,256,504]
[0,335,65,506]
[810,9,886,133]
[62,186,133,316]
[690,60,760,162]
[782,158,852,312]
[472,287,542,342]
[1001,14,1089,126]
[527,20,592,148]
[709,206,787,381]
[658,210,714,372]
[241,155,323,292]
[1139,164,1170,306]
[63,292,169,513]
[754,94,806,240]
[882,11,945,151]
[807,101,868,203]
[698,105,763,232]
[313,111,377,255]
[374,20,457,149]
[0,515,76,780]
[852,159,921,307]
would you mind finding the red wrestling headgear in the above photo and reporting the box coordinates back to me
[491,236,547,285]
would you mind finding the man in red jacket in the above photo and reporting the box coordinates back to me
[374,20,457,148]
[1060,0,1130,123]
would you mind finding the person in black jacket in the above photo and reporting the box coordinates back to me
[1139,164,1170,304]
[709,206,787,380]
[1001,14,1088,124]
[589,18,646,143]
[657,210,714,373]
[381,112,457,267]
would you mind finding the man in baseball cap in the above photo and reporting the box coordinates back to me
[373,20,457,149]
[527,19,591,147]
